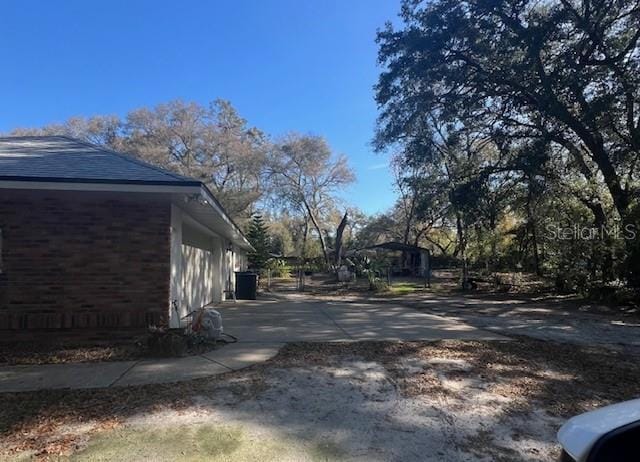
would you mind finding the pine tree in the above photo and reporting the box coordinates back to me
[247,214,271,270]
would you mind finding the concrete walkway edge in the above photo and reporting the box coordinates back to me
[0,294,505,393]
[0,343,284,393]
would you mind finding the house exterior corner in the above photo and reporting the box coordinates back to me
[0,189,171,340]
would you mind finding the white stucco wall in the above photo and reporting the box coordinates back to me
[169,206,248,326]
[170,206,221,326]
[234,252,247,272]
[169,205,184,327]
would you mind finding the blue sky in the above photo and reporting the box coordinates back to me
[0,0,401,214]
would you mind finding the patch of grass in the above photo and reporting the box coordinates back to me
[69,424,287,462]
[387,282,427,295]
[310,440,348,461]
[0,371,267,458]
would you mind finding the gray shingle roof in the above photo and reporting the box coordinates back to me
[0,136,199,185]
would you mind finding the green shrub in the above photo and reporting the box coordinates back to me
[265,258,292,278]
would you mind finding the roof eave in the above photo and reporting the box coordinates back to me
[198,186,254,252]
[0,176,254,252]
[0,176,201,187]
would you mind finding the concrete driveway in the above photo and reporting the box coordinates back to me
[217,294,506,343]
[0,295,504,392]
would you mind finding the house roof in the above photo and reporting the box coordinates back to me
[0,135,253,251]
[0,136,199,185]
[363,241,430,253]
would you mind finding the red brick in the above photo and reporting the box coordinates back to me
[0,189,171,341]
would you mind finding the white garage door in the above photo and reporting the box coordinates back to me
[181,244,217,313]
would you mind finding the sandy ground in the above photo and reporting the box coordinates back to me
[4,339,639,462]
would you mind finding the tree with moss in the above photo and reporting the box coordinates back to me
[376,0,640,287]
[247,214,271,270]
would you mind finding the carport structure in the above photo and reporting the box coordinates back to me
[362,241,431,279]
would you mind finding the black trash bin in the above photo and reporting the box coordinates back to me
[235,271,258,300]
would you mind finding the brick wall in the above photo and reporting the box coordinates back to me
[0,189,171,340]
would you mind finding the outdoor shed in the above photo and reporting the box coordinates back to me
[0,136,252,341]
[363,241,430,277]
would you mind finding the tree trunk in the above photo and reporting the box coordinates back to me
[334,211,348,269]
[297,219,309,291]
[301,218,309,260]
[302,201,330,268]
[526,178,542,276]
[474,224,487,273]
[530,220,541,276]
[456,211,469,288]
[490,235,498,271]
